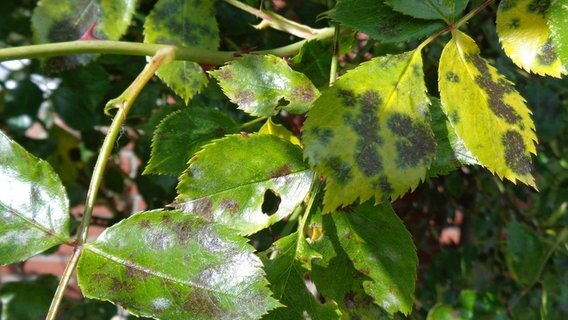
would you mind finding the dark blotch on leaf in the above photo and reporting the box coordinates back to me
[503,130,533,175]
[338,89,357,107]
[536,39,558,66]
[219,198,240,215]
[446,72,460,83]
[310,127,334,146]
[184,289,223,317]
[261,189,281,216]
[235,90,254,106]
[467,54,522,124]
[356,145,382,177]
[388,113,436,168]
[527,0,550,18]
[291,85,315,103]
[373,176,394,197]
[271,164,292,178]
[326,156,353,184]
[175,219,196,246]
[192,198,214,220]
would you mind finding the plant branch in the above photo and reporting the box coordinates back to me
[223,0,324,39]
[0,28,334,64]
[45,47,176,320]
[329,24,341,86]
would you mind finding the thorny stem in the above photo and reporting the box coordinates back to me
[223,0,325,39]
[0,28,334,64]
[45,47,176,320]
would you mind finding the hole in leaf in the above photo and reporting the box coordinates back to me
[277,97,290,107]
[261,189,281,216]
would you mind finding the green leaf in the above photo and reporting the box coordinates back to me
[385,0,469,22]
[210,55,321,117]
[77,209,279,320]
[0,131,71,265]
[291,40,333,88]
[330,0,445,42]
[496,0,566,77]
[261,233,341,319]
[428,97,478,177]
[331,203,418,315]
[0,275,58,320]
[144,0,219,103]
[176,134,314,235]
[31,0,135,70]
[438,30,537,187]
[144,107,238,176]
[303,50,436,212]
[504,222,547,287]
[549,0,568,68]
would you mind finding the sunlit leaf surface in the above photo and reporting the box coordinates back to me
[144,107,238,176]
[176,134,314,235]
[77,209,279,320]
[330,0,444,42]
[496,0,566,77]
[0,131,71,265]
[438,30,537,187]
[31,0,135,69]
[144,0,219,103]
[259,118,301,147]
[303,50,436,212]
[385,0,469,22]
[261,233,340,319]
[331,203,417,315]
[210,55,320,117]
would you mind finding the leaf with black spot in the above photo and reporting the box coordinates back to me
[438,30,537,187]
[31,0,136,70]
[175,134,314,235]
[77,209,280,319]
[144,0,219,103]
[303,50,436,212]
[261,232,341,319]
[331,202,417,316]
[329,0,445,43]
[210,55,321,117]
[385,0,469,22]
[496,0,566,77]
[144,107,238,176]
[0,131,72,265]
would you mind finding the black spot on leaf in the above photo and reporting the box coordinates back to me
[310,127,334,146]
[388,113,436,168]
[536,39,557,66]
[527,0,550,18]
[326,156,353,184]
[356,145,382,177]
[446,72,460,83]
[503,130,533,174]
[338,89,357,107]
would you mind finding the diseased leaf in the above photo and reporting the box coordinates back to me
[144,0,219,103]
[438,30,537,187]
[504,222,547,287]
[0,131,71,265]
[144,107,238,176]
[77,209,280,320]
[331,202,418,315]
[259,118,301,146]
[497,0,566,77]
[210,55,320,117]
[330,0,445,42]
[31,0,135,70]
[261,233,341,319]
[428,97,478,177]
[548,0,568,68]
[175,134,314,235]
[385,0,469,22]
[303,50,436,213]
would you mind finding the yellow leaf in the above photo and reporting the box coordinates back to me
[496,0,566,77]
[259,118,302,146]
[438,30,537,187]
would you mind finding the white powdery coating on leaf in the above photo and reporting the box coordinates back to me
[151,297,171,311]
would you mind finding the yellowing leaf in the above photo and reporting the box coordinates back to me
[259,118,301,146]
[303,50,436,213]
[438,30,537,187]
[496,0,566,77]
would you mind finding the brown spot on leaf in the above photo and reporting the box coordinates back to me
[138,220,151,229]
[175,219,196,246]
[193,198,214,220]
[291,85,315,103]
[184,289,223,317]
[536,39,557,66]
[503,130,533,175]
[235,90,254,106]
[219,198,240,215]
[446,71,460,83]
[271,164,292,178]
[216,69,232,80]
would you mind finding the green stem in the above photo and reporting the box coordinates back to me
[298,177,322,240]
[0,28,334,64]
[223,0,324,39]
[329,24,341,86]
[45,47,176,320]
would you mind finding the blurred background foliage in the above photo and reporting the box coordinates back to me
[0,0,567,319]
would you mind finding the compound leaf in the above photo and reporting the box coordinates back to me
[210,55,320,117]
[303,50,436,213]
[438,30,537,187]
[0,131,71,265]
[77,209,279,319]
[332,202,417,315]
[496,0,566,77]
[261,233,341,319]
[31,0,135,70]
[144,0,219,103]
[330,0,444,43]
[548,0,568,68]
[175,134,314,235]
[385,0,469,22]
[144,107,238,176]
